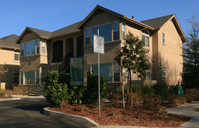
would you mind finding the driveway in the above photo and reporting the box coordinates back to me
[0,99,90,128]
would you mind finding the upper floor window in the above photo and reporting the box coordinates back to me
[14,52,20,61]
[52,40,63,63]
[162,33,165,44]
[84,21,121,46]
[92,23,112,44]
[122,23,126,40]
[25,41,36,55]
[42,40,47,54]
[21,44,24,56]
[21,40,40,56]
[142,34,150,48]
[85,28,91,46]
[113,21,119,40]
[36,40,40,54]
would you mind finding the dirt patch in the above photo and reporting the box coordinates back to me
[49,104,190,127]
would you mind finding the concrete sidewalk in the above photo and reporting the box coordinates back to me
[166,101,199,128]
[12,95,45,100]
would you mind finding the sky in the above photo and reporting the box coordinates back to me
[0,0,198,38]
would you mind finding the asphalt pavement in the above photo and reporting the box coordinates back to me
[0,99,90,128]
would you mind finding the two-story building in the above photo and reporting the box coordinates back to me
[0,34,20,89]
[16,5,187,86]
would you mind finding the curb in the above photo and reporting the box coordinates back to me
[0,97,21,101]
[43,107,99,127]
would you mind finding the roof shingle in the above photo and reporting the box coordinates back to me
[141,14,174,29]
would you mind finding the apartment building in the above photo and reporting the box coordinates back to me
[16,5,187,86]
[0,34,20,89]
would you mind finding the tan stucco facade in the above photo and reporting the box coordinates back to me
[0,48,20,89]
[155,19,183,85]
[16,6,185,86]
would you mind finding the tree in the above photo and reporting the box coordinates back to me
[115,32,151,107]
[0,65,8,75]
[183,16,199,88]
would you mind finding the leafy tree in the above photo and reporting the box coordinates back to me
[115,32,151,107]
[183,17,199,88]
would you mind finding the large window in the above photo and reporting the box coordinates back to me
[92,63,112,82]
[85,29,91,45]
[142,34,150,48]
[84,21,121,46]
[114,63,120,82]
[36,40,40,54]
[21,40,40,56]
[92,23,112,44]
[25,41,36,55]
[21,44,24,56]
[52,40,63,63]
[113,21,119,40]
[25,70,35,85]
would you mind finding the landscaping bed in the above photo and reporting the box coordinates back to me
[49,103,190,127]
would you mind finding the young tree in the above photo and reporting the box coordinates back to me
[183,17,199,88]
[0,65,8,75]
[115,32,151,107]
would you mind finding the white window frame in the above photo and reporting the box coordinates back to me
[122,22,126,40]
[42,40,47,54]
[142,33,150,48]
[14,52,20,61]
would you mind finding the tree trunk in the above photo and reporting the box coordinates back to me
[121,58,125,109]
[130,70,133,107]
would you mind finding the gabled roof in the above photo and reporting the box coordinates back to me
[51,21,82,38]
[28,27,51,38]
[16,27,52,44]
[78,5,155,31]
[2,34,18,43]
[141,14,187,42]
[141,14,174,29]
[0,34,19,50]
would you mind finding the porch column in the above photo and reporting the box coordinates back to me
[73,37,77,57]
[39,67,42,86]
[63,39,66,57]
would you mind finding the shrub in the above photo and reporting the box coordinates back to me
[141,85,154,96]
[132,85,141,93]
[43,70,69,107]
[153,82,170,98]
[82,73,107,105]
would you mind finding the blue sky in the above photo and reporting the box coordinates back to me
[0,0,198,38]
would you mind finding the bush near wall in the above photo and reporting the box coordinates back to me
[43,71,107,107]
[43,70,69,107]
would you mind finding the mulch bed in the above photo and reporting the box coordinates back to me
[49,103,190,127]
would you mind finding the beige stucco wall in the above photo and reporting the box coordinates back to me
[157,19,183,85]
[0,49,20,88]
[0,49,19,65]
